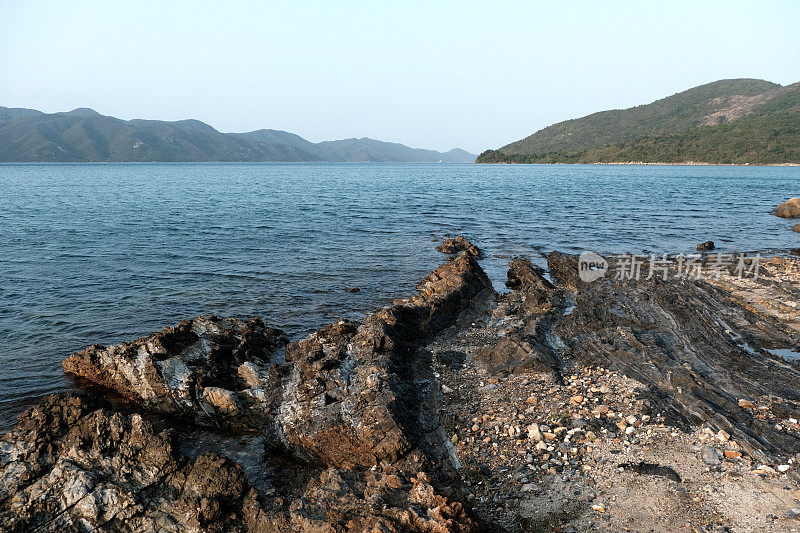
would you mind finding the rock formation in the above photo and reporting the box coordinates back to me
[20,252,494,531]
[63,316,289,431]
[5,243,800,530]
[0,393,259,532]
[547,251,800,463]
[436,236,483,258]
[771,197,800,218]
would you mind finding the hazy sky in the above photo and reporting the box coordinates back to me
[3,1,800,153]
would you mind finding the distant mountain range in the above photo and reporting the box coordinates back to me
[0,107,476,163]
[477,78,800,164]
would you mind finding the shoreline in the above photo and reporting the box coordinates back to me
[476,161,800,166]
[3,242,800,530]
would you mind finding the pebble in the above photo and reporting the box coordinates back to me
[701,446,722,466]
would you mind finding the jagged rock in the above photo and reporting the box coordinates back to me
[62,253,492,474]
[547,251,800,463]
[505,257,557,313]
[697,241,715,251]
[275,252,493,470]
[475,258,562,378]
[0,393,260,532]
[771,198,800,219]
[246,468,478,532]
[436,236,483,259]
[63,315,288,430]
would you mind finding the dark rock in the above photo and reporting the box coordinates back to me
[506,258,557,314]
[548,252,800,463]
[475,257,563,378]
[436,236,483,258]
[697,241,716,251]
[620,462,682,482]
[344,287,361,293]
[475,336,557,375]
[771,198,800,219]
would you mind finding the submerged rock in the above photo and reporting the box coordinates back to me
[436,236,483,258]
[771,197,800,219]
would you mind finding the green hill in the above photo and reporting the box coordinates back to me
[0,108,476,163]
[478,79,800,164]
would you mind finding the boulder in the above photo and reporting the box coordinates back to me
[793,224,800,233]
[63,315,288,430]
[436,236,483,258]
[771,197,800,219]
[697,241,715,251]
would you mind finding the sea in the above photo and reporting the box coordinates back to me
[1,162,798,430]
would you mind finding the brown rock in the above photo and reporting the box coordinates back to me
[62,315,288,429]
[0,393,258,532]
[436,236,483,258]
[772,198,800,219]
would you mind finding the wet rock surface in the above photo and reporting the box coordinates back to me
[6,245,800,531]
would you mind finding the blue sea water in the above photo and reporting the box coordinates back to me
[1,162,798,429]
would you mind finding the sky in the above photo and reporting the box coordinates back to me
[2,1,800,153]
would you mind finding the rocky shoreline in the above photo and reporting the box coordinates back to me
[3,242,800,531]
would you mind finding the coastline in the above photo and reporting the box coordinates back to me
[476,161,800,166]
[3,242,800,531]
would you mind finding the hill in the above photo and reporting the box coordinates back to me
[0,108,476,163]
[478,79,800,164]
